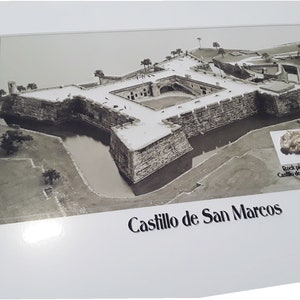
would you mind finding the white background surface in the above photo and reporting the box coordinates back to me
[0,1,300,35]
[1,1,300,299]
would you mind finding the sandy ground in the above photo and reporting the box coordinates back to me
[142,94,193,110]
[1,118,300,224]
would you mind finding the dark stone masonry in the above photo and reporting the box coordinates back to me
[167,91,258,138]
[258,88,300,116]
[0,95,135,133]
[110,124,192,183]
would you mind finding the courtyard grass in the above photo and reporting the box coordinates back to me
[142,94,194,110]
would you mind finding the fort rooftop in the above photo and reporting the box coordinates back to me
[3,52,300,183]
[22,56,258,148]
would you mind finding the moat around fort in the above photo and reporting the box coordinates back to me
[5,112,300,197]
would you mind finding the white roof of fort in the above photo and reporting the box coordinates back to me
[22,55,262,150]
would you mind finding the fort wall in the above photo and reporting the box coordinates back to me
[111,75,224,102]
[166,91,258,138]
[112,82,152,101]
[213,59,251,79]
[0,95,135,133]
[110,124,135,181]
[110,124,193,183]
[257,88,300,116]
[2,86,300,184]
[175,76,223,95]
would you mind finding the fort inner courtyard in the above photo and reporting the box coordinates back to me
[15,55,261,184]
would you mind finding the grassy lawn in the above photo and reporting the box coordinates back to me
[0,159,61,222]
[258,43,300,56]
[279,57,300,67]
[0,124,103,223]
[192,48,220,60]
[195,151,278,199]
[196,145,300,200]
[216,53,258,63]
[191,47,248,62]
[171,119,300,204]
[192,44,299,65]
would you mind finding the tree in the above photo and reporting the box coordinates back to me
[171,50,177,57]
[42,169,61,185]
[140,58,152,73]
[213,42,220,50]
[0,136,18,155]
[94,69,105,85]
[218,48,226,57]
[9,130,33,144]
[197,37,202,49]
[0,89,6,97]
[17,85,26,93]
[69,96,87,114]
[27,83,37,90]
[262,52,271,62]
[176,48,183,56]
[0,130,33,155]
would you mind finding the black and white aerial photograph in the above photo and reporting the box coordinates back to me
[1,24,300,225]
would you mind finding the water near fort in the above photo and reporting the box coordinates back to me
[2,25,300,90]
[6,113,300,197]
[2,25,300,197]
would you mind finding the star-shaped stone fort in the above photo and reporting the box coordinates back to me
[2,48,300,184]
